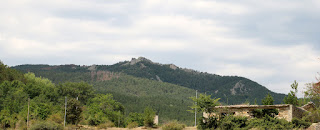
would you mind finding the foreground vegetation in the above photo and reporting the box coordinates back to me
[191,91,319,130]
[0,62,159,129]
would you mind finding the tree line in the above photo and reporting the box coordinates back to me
[0,62,158,129]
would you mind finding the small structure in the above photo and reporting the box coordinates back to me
[204,102,316,121]
[154,115,159,125]
[301,102,316,111]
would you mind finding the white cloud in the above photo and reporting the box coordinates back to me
[0,0,319,97]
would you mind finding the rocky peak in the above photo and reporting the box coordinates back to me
[169,64,178,70]
[88,65,96,71]
[124,57,154,65]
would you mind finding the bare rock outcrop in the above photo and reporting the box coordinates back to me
[230,81,247,95]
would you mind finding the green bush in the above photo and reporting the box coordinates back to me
[246,115,293,129]
[127,112,144,126]
[305,109,320,123]
[30,121,63,130]
[291,118,311,129]
[198,115,311,129]
[162,120,185,130]
[127,121,139,129]
[197,116,218,130]
[47,113,64,124]
[219,115,248,129]
[143,107,155,127]
[97,120,115,129]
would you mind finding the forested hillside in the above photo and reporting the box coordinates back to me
[93,75,197,125]
[12,64,198,125]
[0,61,127,129]
[13,57,286,105]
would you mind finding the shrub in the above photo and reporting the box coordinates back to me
[291,118,311,129]
[127,122,139,129]
[47,113,64,124]
[162,120,185,130]
[219,115,248,129]
[30,121,63,130]
[197,114,311,129]
[0,110,17,128]
[98,121,115,129]
[66,98,82,125]
[246,115,293,129]
[87,115,108,126]
[143,107,155,127]
[305,109,320,123]
[197,116,218,130]
[127,112,144,126]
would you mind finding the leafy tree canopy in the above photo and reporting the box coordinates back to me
[283,80,298,106]
[143,107,156,127]
[190,94,220,113]
[262,93,274,105]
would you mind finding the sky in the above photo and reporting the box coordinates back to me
[0,0,319,97]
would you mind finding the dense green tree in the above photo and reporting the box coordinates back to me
[1,81,28,114]
[24,73,58,102]
[283,81,298,106]
[85,94,125,126]
[29,95,55,120]
[254,93,279,117]
[66,98,82,125]
[57,82,94,104]
[190,94,220,113]
[0,62,25,83]
[262,93,274,105]
[0,80,28,128]
[143,107,155,127]
[127,112,144,126]
[305,78,320,107]
[190,94,220,129]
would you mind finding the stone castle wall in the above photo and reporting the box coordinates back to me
[205,104,309,121]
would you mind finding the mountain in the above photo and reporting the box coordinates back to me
[12,57,286,105]
[97,57,286,104]
[12,63,199,125]
[12,57,286,124]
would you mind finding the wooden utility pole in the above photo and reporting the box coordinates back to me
[64,96,67,127]
[27,98,30,129]
[118,110,120,127]
[195,90,197,127]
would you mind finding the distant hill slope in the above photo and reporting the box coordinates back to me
[12,64,198,125]
[93,74,197,125]
[13,57,286,105]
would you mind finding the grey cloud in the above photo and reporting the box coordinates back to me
[0,0,319,97]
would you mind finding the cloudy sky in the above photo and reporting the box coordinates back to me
[1,0,319,97]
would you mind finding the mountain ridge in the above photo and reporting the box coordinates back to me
[12,57,286,105]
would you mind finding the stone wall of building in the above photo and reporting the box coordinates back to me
[204,104,311,122]
[276,106,292,121]
[292,106,307,119]
[234,109,251,117]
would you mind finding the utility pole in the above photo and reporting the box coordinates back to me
[27,98,30,129]
[118,110,120,127]
[64,96,67,127]
[195,90,197,127]
[76,96,78,110]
